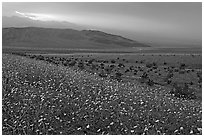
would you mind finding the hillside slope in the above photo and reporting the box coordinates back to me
[2,27,150,49]
[2,54,201,135]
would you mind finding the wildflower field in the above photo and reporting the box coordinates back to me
[2,53,202,135]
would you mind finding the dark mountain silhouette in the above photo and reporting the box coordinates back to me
[2,27,150,49]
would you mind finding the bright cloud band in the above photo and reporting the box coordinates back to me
[15,11,59,21]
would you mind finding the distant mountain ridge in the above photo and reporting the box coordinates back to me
[2,27,150,49]
[2,16,84,30]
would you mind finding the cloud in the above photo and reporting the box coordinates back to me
[15,11,58,21]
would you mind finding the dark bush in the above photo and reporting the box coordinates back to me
[105,67,112,74]
[88,59,95,64]
[179,63,186,69]
[100,63,104,67]
[170,83,196,99]
[198,79,202,83]
[146,79,154,86]
[152,62,157,66]
[167,79,171,84]
[140,60,144,64]
[98,71,108,78]
[146,63,153,68]
[69,60,76,66]
[179,70,185,74]
[190,81,193,85]
[63,61,70,66]
[36,55,44,60]
[118,63,125,68]
[167,72,173,78]
[78,62,85,70]
[140,72,148,79]
[111,60,116,63]
[129,66,134,70]
[110,64,115,68]
[30,55,36,59]
[115,72,123,81]
[103,60,108,63]
[125,69,130,73]
[174,68,179,72]
[90,64,97,70]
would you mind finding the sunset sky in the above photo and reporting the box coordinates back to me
[2,2,202,47]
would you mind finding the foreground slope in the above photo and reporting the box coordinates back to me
[2,54,201,135]
[2,27,149,49]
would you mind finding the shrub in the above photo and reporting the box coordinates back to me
[88,59,95,64]
[146,79,154,86]
[115,72,123,81]
[152,62,157,66]
[170,83,196,99]
[179,63,186,69]
[146,63,153,68]
[179,70,185,74]
[125,69,130,73]
[167,79,171,84]
[167,72,173,78]
[190,81,193,85]
[105,67,112,74]
[111,60,116,63]
[63,61,69,66]
[100,63,104,67]
[110,64,115,68]
[69,60,76,66]
[139,72,148,83]
[78,62,85,70]
[98,71,107,78]
[118,63,125,68]
[36,55,44,60]
[103,60,108,63]
[90,64,97,70]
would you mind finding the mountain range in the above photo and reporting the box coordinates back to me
[3,27,150,49]
[2,16,84,30]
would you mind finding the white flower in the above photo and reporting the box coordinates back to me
[180,127,184,130]
[197,128,202,132]
[110,122,114,125]
[155,120,159,122]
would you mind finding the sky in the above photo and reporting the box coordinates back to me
[2,2,202,47]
